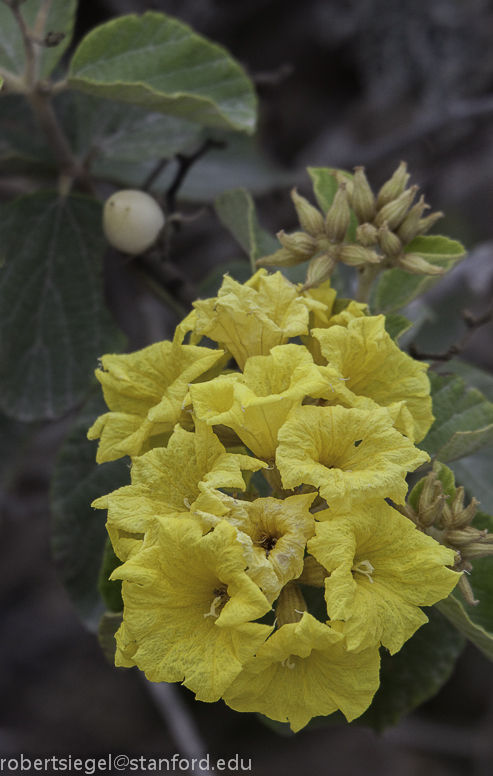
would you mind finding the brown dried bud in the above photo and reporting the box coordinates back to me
[377,224,402,257]
[374,186,418,230]
[397,252,445,276]
[275,582,307,627]
[457,574,479,606]
[356,223,379,247]
[290,188,325,237]
[336,244,382,266]
[277,230,318,259]
[376,161,411,209]
[325,183,351,243]
[297,555,327,587]
[302,251,337,290]
[396,196,429,245]
[349,167,376,223]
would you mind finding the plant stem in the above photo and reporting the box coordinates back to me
[27,89,80,179]
[356,264,380,304]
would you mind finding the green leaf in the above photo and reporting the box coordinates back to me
[0,0,77,79]
[436,586,493,663]
[0,191,124,421]
[372,234,466,314]
[307,166,358,241]
[98,537,123,613]
[406,234,467,264]
[214,188,279,272]
[439,359,493,403]
[419,372,493,463]
[384,314,412,342]
[98,612,123,664]
[70,92,203,165]
[451,449,493,515]
[51,392,130,630]
[358,607,464,732]
[408,460,456,512]
[0,94,55,169]
[68,12,257,134]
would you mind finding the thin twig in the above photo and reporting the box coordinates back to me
[142,158,169,192]
[8,0,37,87]
[144,680,214,776]
[166,139,226,214]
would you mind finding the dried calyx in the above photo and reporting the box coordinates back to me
[395,471,491,606]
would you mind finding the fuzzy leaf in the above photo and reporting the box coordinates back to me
[372,235,466,314]
[68,12,257,133]
[0,0,76,79]
[215,188,279,271]
[0,191,123,421]
[419,373,493,463]
[451,449,493,515]
[384,314,412,342]
[51,392,130,631]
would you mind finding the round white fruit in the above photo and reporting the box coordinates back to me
[103,190,165,255]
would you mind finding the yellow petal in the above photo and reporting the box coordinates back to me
[312,316,434,442]
[223,613,380,731]
[193,271,323,370]
[226,493,316,602]
[88,341,224,461]
[190,344,330,460]
[276,405,429,509]
[308,499,459,653]
[92,422,266,559]
[112,519,272,702]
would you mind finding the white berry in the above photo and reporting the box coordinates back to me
[103,190,165,255]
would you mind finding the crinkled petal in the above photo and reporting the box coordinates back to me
[276,405,428,509]
[112,519,272,701]
[223,613,380,731]
[312,316,434,442]
[308,499,459,653]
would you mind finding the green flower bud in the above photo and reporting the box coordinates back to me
[325,183,351,243]
[290,188,325,237]
[336,244,381,266]
[396,196,428,244]
[296,555,327,587]
[302,251,337,289]
[356,223,379,247]
[415,210,444,236]
[376,161,410,209]
[277,230,318,259]
[397,252,445,276]
[256,248,307,268]
[374,186,418,230]
[103,190,165,255]
[349,167,376,223]
[377,224,402,257]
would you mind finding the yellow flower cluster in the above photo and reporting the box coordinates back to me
[90,269,460,732]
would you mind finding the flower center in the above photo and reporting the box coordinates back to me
[352,559,375,584]
[204,585,230,619]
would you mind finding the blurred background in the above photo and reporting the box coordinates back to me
[2,0,493,773]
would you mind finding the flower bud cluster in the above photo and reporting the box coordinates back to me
[257,162,444,288]
[396,470,491,606]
